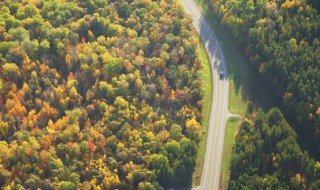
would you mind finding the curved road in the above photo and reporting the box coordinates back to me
[178,1,231,190]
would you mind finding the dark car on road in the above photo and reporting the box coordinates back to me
[220,70,224,79]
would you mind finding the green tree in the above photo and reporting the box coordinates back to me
[151,154,174,187]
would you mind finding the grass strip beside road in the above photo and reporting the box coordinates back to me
[220,117,240,190]
[192,37,212,187]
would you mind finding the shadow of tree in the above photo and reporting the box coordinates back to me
[198,16,227,81]
[198,8,274,112]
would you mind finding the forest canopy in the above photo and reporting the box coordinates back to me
[230,108,320,189]
[0,0,204,189]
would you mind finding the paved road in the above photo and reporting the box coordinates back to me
[178,1,230,190]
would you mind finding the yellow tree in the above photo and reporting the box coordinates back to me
[185,117,201,141]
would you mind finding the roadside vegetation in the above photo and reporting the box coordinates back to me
[220,117,240,190]
[192,37,212,187]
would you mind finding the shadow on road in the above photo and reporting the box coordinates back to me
[198,16,227,81]
[198,10,275,111]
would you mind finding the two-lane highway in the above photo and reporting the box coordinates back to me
[178,1,230,190]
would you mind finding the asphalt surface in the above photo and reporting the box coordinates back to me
[178,0,230,190]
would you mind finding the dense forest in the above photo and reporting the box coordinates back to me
[0,0,204,189]
[209,0,320,151]
[230,108,320,189]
